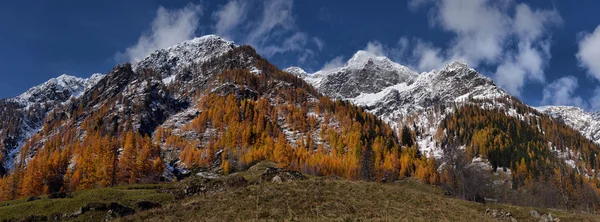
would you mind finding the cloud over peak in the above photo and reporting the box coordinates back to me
[400,0,562,97]
[116,4,202,63]
[577,25,600,82]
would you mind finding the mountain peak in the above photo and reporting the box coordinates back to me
[283,66,308,77]
[14,73,104,108]
[441,60,470,72]
[346,50,392,69]
[135,34,238,79]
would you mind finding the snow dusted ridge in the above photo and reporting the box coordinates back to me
[304,50,418,98]
[537,106,600,144]
[2,72,105,170]
[134,35,237,84]
[289,54,508,158]
[14,73,105,109]
[283,66,308,78]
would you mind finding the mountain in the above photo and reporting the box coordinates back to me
[0,35,407,202]
[0,73,104,172]
[291,55,507,157]
[1,35,600,213]
[289,50,600,209]
[537,106,600,144]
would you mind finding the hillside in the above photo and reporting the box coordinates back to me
[1,161,598,222]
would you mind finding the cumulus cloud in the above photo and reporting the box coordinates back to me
[576,25,600,81]
[403,0,561,97]
[541,76,585,108]
[321,56,345,71]
[364,41,387,56]
[212,0,247,39]
[116,4,202,63]
[413,42,446,72]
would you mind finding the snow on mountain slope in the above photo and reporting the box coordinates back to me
[304,50,418,99]
[537,106,600,144]
[1,73,105,170]
[283,66,308,78]
[296,55,507,127]
[134,35,236,83]
[290,55,508,158]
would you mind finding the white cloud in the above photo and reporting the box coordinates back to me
[414,42,446,72]
[577,25,600,81]
[213,0,247,39]
[212,0,318,64]
[364,41,387,56]
[404,0,561,96]
[261,32,308,57]
[245,0,295,46]
[541,76,585,107]
[313,37,325,51]
[321,56,345,71]
[116,4,202,63]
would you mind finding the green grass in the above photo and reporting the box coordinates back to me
[0,183,175,221]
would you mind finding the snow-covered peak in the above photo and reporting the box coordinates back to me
[86,73,105,91]
[283,66,308,77]
[14,73,104,108]
[17,74,85,102]
[304,50,418,98]
[441,60,470,72]
[135,34,237,79]
[345,50,414,73]
[347,50,382,67]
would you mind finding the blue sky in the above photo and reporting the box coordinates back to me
[1,0,600,110]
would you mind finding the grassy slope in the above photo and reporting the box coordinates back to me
[0,184,174,221]
[120,179,599,222]
[0,162,598,222]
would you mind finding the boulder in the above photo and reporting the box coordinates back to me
[108,202,136,217]
[539,214,551,222]
[530,210,541,218]
[261,167,307,182]
[84,202,108,211]
[272,175,283,183]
